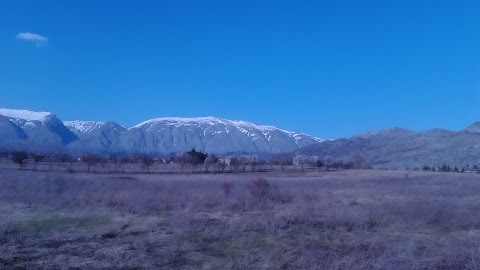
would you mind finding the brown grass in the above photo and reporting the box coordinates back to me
[0,168,479,269]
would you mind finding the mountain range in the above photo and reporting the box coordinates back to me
[297,125,480,169]
[0,108,323,156]
[2,107,480,169]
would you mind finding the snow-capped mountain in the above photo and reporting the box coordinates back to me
[0,108,323,155]
[64,121,127,154]
[7,107,480,169]
[110,117,323,155]
[0,108,78,152]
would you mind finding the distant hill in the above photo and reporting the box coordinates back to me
[297,125,480,169]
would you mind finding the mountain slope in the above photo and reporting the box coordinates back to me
[298,126,480,169]
[64,121,127,154]
[110,117,323,155]
[0,108,78,152]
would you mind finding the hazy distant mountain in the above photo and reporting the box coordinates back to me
[64,121,127,154]
[0,108,78,152]
[110,117,324,155]
[0,108,323,155]
[297,125,480,169]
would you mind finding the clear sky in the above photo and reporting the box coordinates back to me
[1,1,479,138]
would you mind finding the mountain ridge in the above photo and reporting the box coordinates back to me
[297,125,480,169]
[5,107,480,169]
[0,108,323,155]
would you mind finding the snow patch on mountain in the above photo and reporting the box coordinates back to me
[64,121,106,134]
[133,117,224,128]
[0,108,52,122]
[132,116,324,144]
[0,109,325,155]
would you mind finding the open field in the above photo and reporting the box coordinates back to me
[1,167,480,269]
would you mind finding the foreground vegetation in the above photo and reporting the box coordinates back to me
[0,168,479,269]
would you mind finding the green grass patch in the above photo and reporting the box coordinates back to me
[11,215,111,234]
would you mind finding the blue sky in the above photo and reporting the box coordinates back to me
[1,1,479,138]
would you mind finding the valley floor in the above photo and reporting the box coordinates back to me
[0,168,479,269]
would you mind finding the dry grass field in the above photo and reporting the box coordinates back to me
[1,164,480,269]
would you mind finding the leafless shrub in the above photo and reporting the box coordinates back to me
[229,194,250,212]
[222,181,234,196]
[269,184,294,204]
[108,191,128,208]
[249,177,270,199]
[324,206,374,231]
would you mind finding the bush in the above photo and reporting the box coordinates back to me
[222,181,234,196]
[249,178,270,199]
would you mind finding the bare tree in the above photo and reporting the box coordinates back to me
[250,158,258,172]
[131,154,141,173]
[350,153,365,169]
[98,156,108,173]
[82,154,101,173]
[230,157,241,172]
[11,151,28,170]
[256,159,266,172]
[31,153,45,171]
[204,155,218,173]
[177,154,189,173]
[58,154,75,171]
[188,155,201,172]
[110,154,119,173]
[299,159,306,172]
[141,156,155,173]
[217,160,228,173]
[315,159,324,172]
[239,157,248,172]
[276,154,292,171]
[324,156,333,171]
[47,154,55,171]
[119,156,131,173]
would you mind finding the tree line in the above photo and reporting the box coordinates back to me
[7,151,162,173]
[4,149,370,174]
[421,164,477,173]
